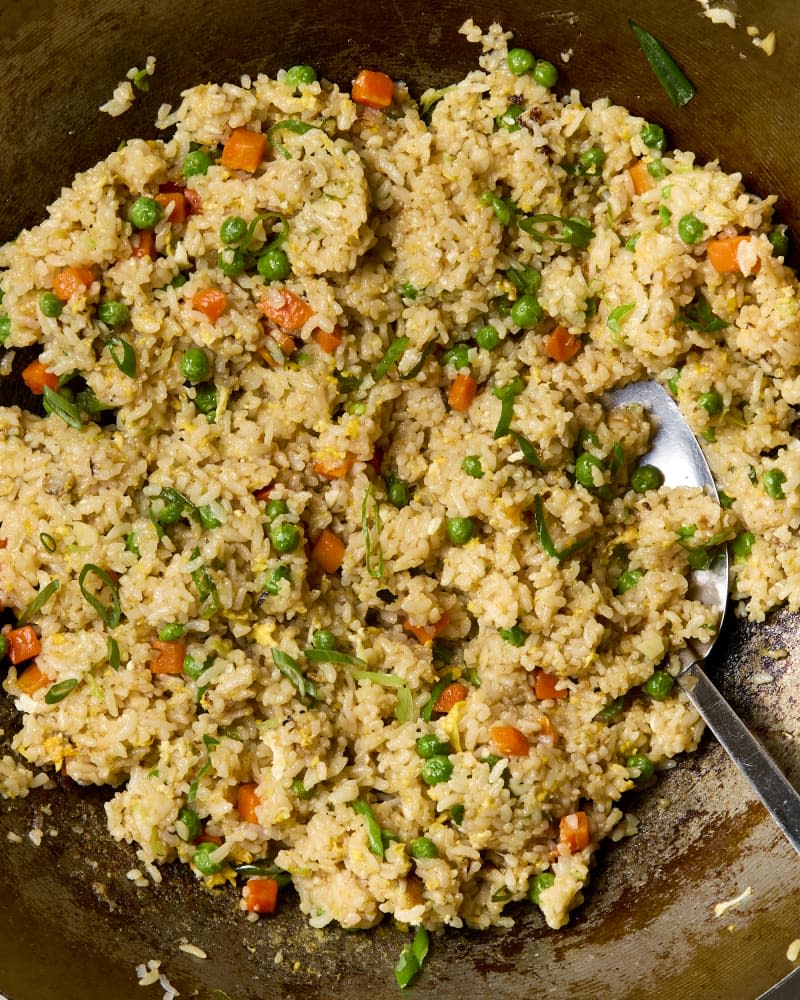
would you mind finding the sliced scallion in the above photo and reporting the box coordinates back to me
[373,336,410,381]
[272,647,317,704]
[42,386,83,430]
[509,430,543,469]
[267,120,318,159]
[629,21,696,107]
[351,799,386,859]
[361,483,384,579]
[395,927,430,990]
[234,861,292,886]
[534,495,591,563]
[39,532,57,552]
[44,677,79,704]
[107,636,121,671]
[78,564,121,628]
[350,668,414,722]
[106,337,137,377]
[304,648,367,667]
[17,578,60,625]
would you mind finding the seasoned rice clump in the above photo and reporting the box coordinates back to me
[1,20,798,934]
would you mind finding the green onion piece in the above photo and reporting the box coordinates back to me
[509,430,543,469]
[242,211,289,254]
[506,264,542,296]
[373,336,410,381]
[190,549,220,619]
[39,532,57,552]
[677,293,727,333]
[351,799,386,859]
[17,579,60,625]
[421,672,453,722]
[361,483,384,579]
[234,861,292,886]
[398,341,437,381]
[44,678,79,704]
[533,495,591,563]
[350,668,414,722]
[272,647,317,704]
[42,386,83,430]
[419,85,455,122]
[267,120,318,159]
[106,337,137,377]
[78,564,121,628]
[395,927,430,990]
[107,636,121,671]
[607,303,635,334]
[304,648,367,667]
[519,214,595,249]
[492,377,524,439]
[187,759,211,804]
[629,22,696,108]
[132,68,150,92]
[465,667,481,688]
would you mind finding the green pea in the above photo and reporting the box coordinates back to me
[647,160,668,180]
[416,734,453,758]
[762,469,786,500]
[39,292,63,318]
[399,282,419,300]
[193,841,222,875]
[220,215,247,244]
[312,628,337,651]
[180,347,211,383]
[442,343,470,370]
[125,531,140,556]
[158,623,185,642]
[264,565,291,595]
[575,452,605,489]
[616,569,644,594]
[659,205,672,226]
[193,382,217,417]
[388,478,410,509]
[577,429,600,452]
[475,324,501,351]
[641,123,667,152]
[171,272,189,289]
[507,47,535,75]
[511,293,543,328]
[678,214,705,245]
[529,871,555,906]
[533,59,558,88]
[731,530,756,564]
[631,464,664,493]
[284,64,317,88]
[178,807,201,841]
[644,670,674,700]
[271,521,300,553]
[218,247,246,277]
[495,104,524,132]
[97,300,130,328]
[291,778,314,798]
[410,836,439,859]
[667,367,682,396]
[265,498,289,520]
[446,516,475,546]
[768,228,789,259]
[183,150,212,178]
[420,755,454,786]
[0,314,10,343]
[698,390,723,416]
[183,654,207,681]
[128,196,163,230]
[626,754,655,781]
[461,455,484,479]
[499,624,527,647]
[0,635,7,659]
[579,147,606,176]
[257,248,291,282]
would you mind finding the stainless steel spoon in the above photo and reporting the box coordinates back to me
[606,379,800,854]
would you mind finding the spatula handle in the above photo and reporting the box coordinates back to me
[680,663,800,855]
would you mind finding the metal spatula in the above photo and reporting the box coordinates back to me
[606,379,800,854]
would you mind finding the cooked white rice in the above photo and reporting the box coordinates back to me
[1,19,798,943]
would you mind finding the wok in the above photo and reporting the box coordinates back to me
[1,1,799,997]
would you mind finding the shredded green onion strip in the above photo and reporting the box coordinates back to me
[351,799,388,859]
[45,677,79,704]
[42,385,83,430]
[534,495,592,563]
[78,564,121,628]
[304,648,367,668]
[629,21,696,108]
[395,927,431,990]
[267,120,319,159]
[350,668,414,722]
[373,336,410,381]
[361,484,384,579]
[17,578,60,625]
[106,337,137,377]
[272,647,318,704]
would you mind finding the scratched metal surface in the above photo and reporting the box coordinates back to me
[0,1,798,998]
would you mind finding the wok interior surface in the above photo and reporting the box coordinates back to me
[1,0,799,997]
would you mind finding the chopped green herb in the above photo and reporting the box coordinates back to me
[373,336,410,381]
[492,376,524,439]
[519,213,595,249]
[361,483,384,579]
[629,21,696,107]
[235,861,292,886]
[421,673,453,722]
[190,548,220,618]
[267,119,318,159]
[106,336,137,377]
[678,293,727,333]
[534,495,591,563]
[304,647,366,667]
[272,647,317,704]
[509,430,543,469]
[350,668,414,722]
[17,578,60,626]
[395,927,430,990]
[78,564,121,628]
[607,303,635,334]
[42,386,83,430]
[351,799,387,859]
[44,678,79,704]
[107,636,121,671]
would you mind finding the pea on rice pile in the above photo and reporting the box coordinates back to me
[1,20,799,938]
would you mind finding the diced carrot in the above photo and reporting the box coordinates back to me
[707,235,761,274]
[534,669,568,701]
[491,725,530,757]
[270,328,297,357]
[545,326,582,363]
[194,831,224,847]
[16,662,50,695]
[237,782,261,824]
[0,538,7,548]
[313,454,356,479]
[22,360,59,396]
[536,715,559,747]
[243,877,279,914]
[183,187,202,215]
[448,372,477,412]
[628,160,655,196]
[130,230,156,259]
[192,288,228,323]
[155,191,187,224]
[311,529,346,573]
[258,289,314,331]
[148,638,186,675]
[404,610,450,645]
[53,266,94,302]
[253,484,274,502]
[351,69,395,110]
[433,682,469,715]
[7,625,42,665]
[313,325,343,354]
[559,810,590,853]
[220,127,266,173]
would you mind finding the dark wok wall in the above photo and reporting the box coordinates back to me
[1,2,799,999]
